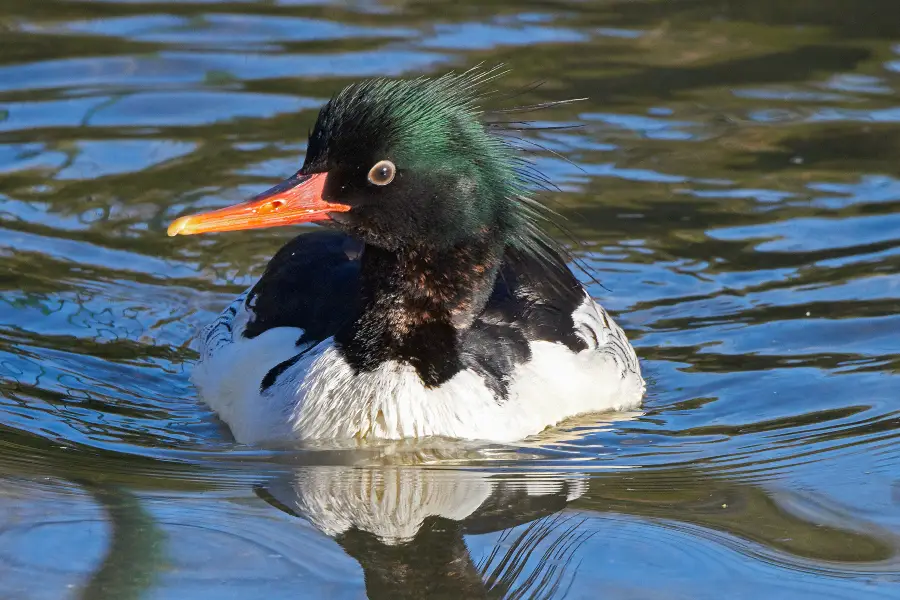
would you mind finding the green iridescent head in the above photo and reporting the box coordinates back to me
[300,69,544,251]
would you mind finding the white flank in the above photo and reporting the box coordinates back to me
[194,293,645,445]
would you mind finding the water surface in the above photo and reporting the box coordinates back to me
[1,1,899,598]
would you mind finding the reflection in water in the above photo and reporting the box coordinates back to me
[252,461,897,598]
[76,484,163,600]
[261,467,588,599]
[0,427,898,597]
[2,0,900,597]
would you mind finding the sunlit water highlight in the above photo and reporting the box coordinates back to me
[1,1,899,598]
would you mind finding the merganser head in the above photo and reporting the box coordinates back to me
[167,69,543,251]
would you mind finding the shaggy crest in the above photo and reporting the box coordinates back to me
[303,65,586,284]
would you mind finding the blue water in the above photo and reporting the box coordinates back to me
[1,1,899,598]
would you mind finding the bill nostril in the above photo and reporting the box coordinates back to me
[258,200,284,214]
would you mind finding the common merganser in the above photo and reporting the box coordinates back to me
[168,69,644,445]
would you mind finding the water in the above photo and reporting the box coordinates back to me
[1,1,899,598]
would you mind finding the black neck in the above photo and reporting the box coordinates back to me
[335,233,504,385]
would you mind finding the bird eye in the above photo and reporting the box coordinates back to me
[367,160,396,186]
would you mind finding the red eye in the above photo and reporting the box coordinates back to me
[367,160,396,186]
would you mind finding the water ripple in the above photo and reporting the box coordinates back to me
[1,0,899,597]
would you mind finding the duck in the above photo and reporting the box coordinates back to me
[167,69,644,446]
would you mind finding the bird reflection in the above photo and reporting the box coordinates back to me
[257,465,591,599]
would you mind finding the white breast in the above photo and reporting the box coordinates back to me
[193,293,644,446]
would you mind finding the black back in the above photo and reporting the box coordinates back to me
[244,230,361,343]
[246,231,590,399]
